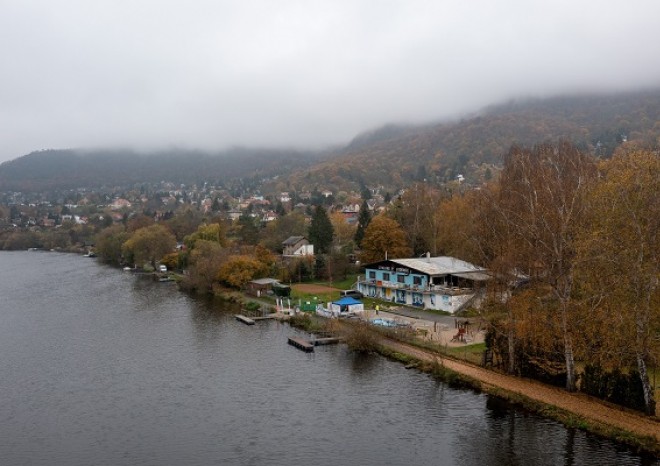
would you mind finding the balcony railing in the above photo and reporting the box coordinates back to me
[357,277,473,295]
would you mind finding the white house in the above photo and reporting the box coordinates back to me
[282,236,314,256]
[357,255,490,314]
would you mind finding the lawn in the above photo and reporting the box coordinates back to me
[309,274,358,290]
[446,342,487,365]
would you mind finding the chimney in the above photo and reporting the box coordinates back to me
[426,251,431,262]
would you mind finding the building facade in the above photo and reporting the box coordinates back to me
[356,255,490,314]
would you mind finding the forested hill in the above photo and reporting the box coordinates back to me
[282,89,660,191]
[0,147,324,192]
[3,89,660,193]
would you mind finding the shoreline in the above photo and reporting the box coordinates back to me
[91,263,660,456]
[375,337,659,456]
[279,309,658,456]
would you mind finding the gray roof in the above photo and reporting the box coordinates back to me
[250,278,281,285]
[282,236,306,245]
[386,256,489,278]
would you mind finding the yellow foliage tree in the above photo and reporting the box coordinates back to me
[330,211,356,250]
[217,255,268,289]
[575,149,659,415]
[122,224,176,269]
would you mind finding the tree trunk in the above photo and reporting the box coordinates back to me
[564,338,576,392]
[561,298,577,392]
[636,352,656,416]
[507,321,516,375]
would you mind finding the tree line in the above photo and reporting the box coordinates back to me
[386,143,658,415]
[3,140,656,415]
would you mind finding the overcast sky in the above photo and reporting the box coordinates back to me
[1,0,660,163]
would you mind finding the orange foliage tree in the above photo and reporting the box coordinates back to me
[359,215,412,264]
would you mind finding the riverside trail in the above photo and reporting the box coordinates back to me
[383,338,659,450]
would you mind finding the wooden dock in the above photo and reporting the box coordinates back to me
[287,337,315,352]
[312,337,342,346]
[287,336,343,352]
[235,314,256,325]
[251,314,279,321]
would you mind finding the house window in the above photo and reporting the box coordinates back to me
[383,272,390,281]
[369,271,376,279]
[397,275,405,283]
[413,276,422,285]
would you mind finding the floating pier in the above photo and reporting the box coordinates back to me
[287,337,314,352]
[251,314,279,321]
[311,337,342,346]
[287,336,343,352]
[235,314,256,325]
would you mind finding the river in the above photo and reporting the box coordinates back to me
[0,251,655,465]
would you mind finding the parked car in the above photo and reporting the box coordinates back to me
[159,265,167,273]
[340,289,363,299]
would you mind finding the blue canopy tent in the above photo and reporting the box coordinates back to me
[329,296,364,316]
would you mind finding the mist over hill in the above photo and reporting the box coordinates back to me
[2,89,659,193]
[281,89,660,191]
[0,147,325,192]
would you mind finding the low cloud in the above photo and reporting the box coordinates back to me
[1,0,659,162]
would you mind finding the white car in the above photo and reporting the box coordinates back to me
[159,265,167,273]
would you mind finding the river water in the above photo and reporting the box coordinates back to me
[0,251,655,465]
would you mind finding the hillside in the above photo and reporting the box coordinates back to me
[2,89,660,194]
[281,89,660,191]
[0,147,324,192]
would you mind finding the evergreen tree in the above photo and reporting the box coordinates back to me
[211,197,220,212]
[354,200,371,247]
[237,213,260,245]
[308,205,334,254]
[275,200,286,216]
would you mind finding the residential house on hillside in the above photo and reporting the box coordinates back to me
[110,198,132,210]
[227,209,242,221]
[341,203,360,224]
[357,255,490,314]
[262,211,278,222]
[282,236,314,256]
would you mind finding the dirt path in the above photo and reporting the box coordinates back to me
[384,339,660,445]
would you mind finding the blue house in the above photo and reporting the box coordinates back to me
[356,255,490,313]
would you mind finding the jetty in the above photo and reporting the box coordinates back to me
[251,314,279,321]
[312,337,342,346]
[287,337,314,352]
[287,335,343,352]
[235,315,256,325]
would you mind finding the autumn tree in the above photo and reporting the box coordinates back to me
[433,189,487,263]
[166,208,204,240]
[184,222,227,250]
[308,205,333,254]
[217,255,268,289]
[126,213,155,233]
[122,224,176,269]
[575,149,659,414]
[330,211,356,252]
[492,142,597,391]
[95,225,130,265]
[389,183,444,255]
[359,215,412,264]
[182,239,227,293]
